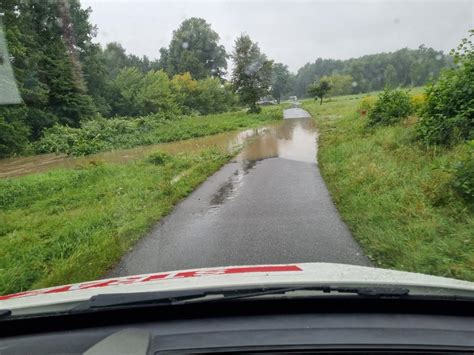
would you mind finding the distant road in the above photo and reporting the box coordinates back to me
[109,107,370,276]
[283,107,311,119]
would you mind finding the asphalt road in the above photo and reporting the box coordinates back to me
[109,108,370,276]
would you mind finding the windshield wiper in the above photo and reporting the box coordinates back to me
[70,286,410,313]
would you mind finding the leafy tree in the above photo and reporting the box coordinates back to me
[231,34,273,113]
[110,67,144,116]
[170,72,199,114]
[137,70,180,116]
[159,18,227,80]
[103,42,131,79]
[271,63,291,103]
[308,78,331,105]
[384,64,398,88]
[291,47,450,98]
[111,68,179,117]
[194,77,236,115]
[323,74,353,96]
[102,42,154,79]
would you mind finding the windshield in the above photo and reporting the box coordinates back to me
[0,0,473,302]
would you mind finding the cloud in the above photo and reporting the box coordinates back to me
[82,0,473,72]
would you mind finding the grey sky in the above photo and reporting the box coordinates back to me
[81,0,474,73]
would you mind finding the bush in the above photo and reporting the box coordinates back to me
[367,88,413,126]
[358,96,376,116]
[410,93,426,114]
[416,32,474,146]
[36,116,165,155]
[416,67,474,146]
[147,151,171,165]
[36,107,281,156]
[452,140,474,204]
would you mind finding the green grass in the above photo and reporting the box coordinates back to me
[0,149,233,295]
[36,106,283,156]
[303,95,474,281]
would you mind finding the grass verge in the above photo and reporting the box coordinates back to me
[0,149,233,295]
[302,97,474,281]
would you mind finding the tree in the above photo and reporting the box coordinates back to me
[170,72,199,114]
[384,64,398,89]
[231,34,273,113]
[271,63,291,103]
[308,79,331,105]
[194,77,236,114]
[159,18,227,80]
[0,111,30,157]
[1,0,95,131]
[323,74,353,96]
[291,47,450,97]
[103,42,131,78]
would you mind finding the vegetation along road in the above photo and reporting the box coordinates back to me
[109,107,370,277]
[1,5,472,295]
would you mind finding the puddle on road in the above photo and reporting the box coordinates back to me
[237,117,317,163]
[210,117,318,207]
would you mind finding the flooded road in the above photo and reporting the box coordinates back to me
[0,111,314,179]
[110,108,369,276]
[0,127,269,179]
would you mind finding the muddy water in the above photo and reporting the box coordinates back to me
[0,127,267,179]
[237,117,317,163]
[0,117,317,179]
[208,117,317,207]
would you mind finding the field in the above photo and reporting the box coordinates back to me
[0,107,282,296]
[303,94,473,281]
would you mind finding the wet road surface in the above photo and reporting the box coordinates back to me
[109,108,370,276]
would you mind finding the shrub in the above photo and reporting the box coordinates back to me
[358,96,376,117]
[416,32,474,146]
[416,68,474,146]
[367,88,413,126]
[36,116,165,156]
[147,151,171,165]
[410,93,426,114]
[452,140,474,204]
[36,107,281,156]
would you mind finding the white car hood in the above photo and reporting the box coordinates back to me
[1,263,474,313]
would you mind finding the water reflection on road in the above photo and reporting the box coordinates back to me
[0,116,317,179]
[237,117,317,163]
[209,117,317,208]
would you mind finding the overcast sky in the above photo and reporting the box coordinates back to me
[81,0,474,73]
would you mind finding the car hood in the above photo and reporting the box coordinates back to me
[2,263,474,314]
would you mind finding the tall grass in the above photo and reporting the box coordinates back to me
[303,97,473,281]
[0,149,232,295]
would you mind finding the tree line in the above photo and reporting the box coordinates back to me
[0,0,452,157]
[293,46,452,98]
